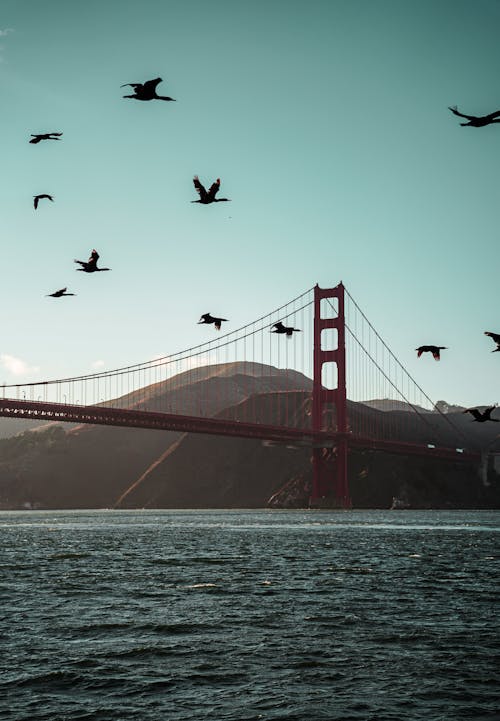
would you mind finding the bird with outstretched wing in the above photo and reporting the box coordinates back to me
[121,77,175,101]
[198,313,228,331]
[485,331,500,352]
[463,406,499,422]
[192,176,230,204]
[448,105,500,126]
[46,287,75,298]
[74,249,110,273]
[33,194,54,209]
[29,132,63,144]
[271,321,301,337]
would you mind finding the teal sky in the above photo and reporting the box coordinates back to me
[1,0,499,407]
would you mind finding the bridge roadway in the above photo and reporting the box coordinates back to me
[0,398,480,464]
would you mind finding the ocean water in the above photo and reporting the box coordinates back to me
[0,509,498,721]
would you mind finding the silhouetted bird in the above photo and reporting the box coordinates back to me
[416,345,447,360]
[33,194,54,209]
[46,287,75,298]
[484,331,500,352]
[74,249,111,273]
[463,406,499,423]
[198,313,227,330]
[192,176,231,204]
[448,106,500,127]
[29,132,63,144]
[121,77,175,101]
[271,321,301,337]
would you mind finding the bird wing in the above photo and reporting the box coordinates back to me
[29,135,42,144]
[448,106,475,120]
[193,176,208,201]
[59,287,67,294]
[214,317,227,329]
[484,110,500,121]
[120,82,143,89]
[143,78,162,93]
[485,331,500,345]
[199,313,211,322]
[464,408,481,420]
[90,249,99,262]
[207,179,221,201]
[273,322,285,331]
[49,133,63,137]
[74,259,87,268]
[34,196,39,209]
[417,348,423,357]
[432,349,441,360]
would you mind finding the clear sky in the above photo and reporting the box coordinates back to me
[1,0,499,407]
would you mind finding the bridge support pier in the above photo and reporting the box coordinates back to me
[311,283,351,508]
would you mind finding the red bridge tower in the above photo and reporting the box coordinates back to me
[311,282,351,508]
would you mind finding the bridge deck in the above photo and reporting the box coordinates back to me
[0,398,480,463]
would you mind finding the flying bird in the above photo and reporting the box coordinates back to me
[121,77,175,101]
[46,287,75,298]
[484,331,500,352]
[416,345,447,360]
[271,321,301,337]
[33,194,54,209]
[463,406,499,423]
[192,176,231,204]
[74,249,111,273]
[198,313,227,331]
[29,132,63,144]
[448,106,500,127]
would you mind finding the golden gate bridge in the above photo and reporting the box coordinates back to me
[0,283,479,507]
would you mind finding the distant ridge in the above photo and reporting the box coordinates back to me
[359,399,467,414]
[358,399,431,414]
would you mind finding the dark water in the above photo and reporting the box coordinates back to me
[0,510,498,721]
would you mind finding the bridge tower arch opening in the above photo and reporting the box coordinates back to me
[311,282,351,508]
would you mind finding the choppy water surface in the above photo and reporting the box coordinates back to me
[0,509,498,721]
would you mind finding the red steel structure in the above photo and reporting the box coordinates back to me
[0,282,480,507]
[311,282,350,507]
